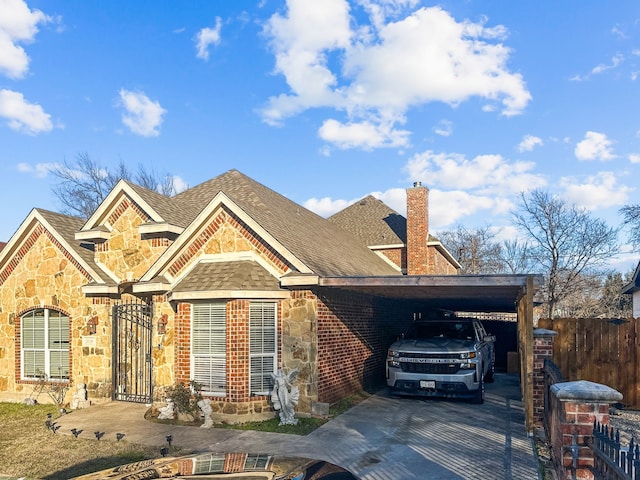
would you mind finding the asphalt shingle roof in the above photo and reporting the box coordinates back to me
[37,209,113,283]
[172,260,280,292]
[169,169,399,277]
[328,195,407,246]
[329,194,441,248]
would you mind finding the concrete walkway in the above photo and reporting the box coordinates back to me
[56,373,540,479]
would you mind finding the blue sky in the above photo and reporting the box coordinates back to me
[2,0,640,272]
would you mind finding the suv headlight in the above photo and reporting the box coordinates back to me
[387,349,400,367]
[459,351,476,359]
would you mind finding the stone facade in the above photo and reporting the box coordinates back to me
[0,223,110,402]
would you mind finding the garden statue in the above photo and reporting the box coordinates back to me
[270,368,299,425]
[158,398,175,420]
[198,399,213,428]
[71,383,89,409]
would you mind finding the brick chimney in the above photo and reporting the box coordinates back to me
[406,181,429,275]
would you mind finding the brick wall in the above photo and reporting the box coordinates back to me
[406,183,429,275]
[315,289,415,404]
[533,329,557,426]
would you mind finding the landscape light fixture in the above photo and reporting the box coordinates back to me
[86,316,98,335]
[157,314,168,334]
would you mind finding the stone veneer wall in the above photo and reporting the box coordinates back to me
[280,290,318,413]
[95,196,169,281]
[0,226,113,403]
[315,289,415,404]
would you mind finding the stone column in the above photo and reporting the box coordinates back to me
[533,328,557,427]
[549,381,622,480]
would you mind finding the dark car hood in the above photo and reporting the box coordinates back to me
[72,452,359,479]
[391,338,476,353]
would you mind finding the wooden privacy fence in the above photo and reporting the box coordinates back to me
[538,318,639,408]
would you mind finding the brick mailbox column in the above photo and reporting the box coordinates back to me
[533,328,557,427]
[549,381,622,480]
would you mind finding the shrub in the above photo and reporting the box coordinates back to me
[165,381,203,421]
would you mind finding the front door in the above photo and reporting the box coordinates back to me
[112,299,153,403]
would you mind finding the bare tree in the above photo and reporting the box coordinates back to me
[513,189,620,318]
[597,272,633,318]
[51,152,179,219]
[500,239,533,274]
[619,204,640,251]
[437,225,504,274]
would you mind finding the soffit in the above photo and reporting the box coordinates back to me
[316,274,544,313]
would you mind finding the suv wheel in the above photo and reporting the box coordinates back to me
[471,378,485,404]
[485,362,495,383]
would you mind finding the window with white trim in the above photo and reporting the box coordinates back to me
[249,302,277,396]
[191,303,226,396]
[21,309,70,381]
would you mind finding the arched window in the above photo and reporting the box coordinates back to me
[21,309,70,381]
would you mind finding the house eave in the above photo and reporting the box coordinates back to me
[75,229,110,242]
[82,284,119,295]
[279,274,320,287]
[168,290,291,301]
[138,223,185,236]
[132,282,171,294]
[369,243,405,250]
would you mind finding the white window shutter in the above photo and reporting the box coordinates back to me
[192,303,226,395]
[249,302,277,395]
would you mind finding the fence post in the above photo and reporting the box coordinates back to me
[533,328,557,427]
[550,380,622,480]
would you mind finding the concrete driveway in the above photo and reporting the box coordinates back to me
[56,373,539,479]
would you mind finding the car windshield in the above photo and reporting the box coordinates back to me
[406,321,475,341]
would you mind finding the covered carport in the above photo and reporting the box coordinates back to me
[316,273,543,432]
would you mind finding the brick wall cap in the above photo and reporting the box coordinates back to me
[551,380,622,402]
[533,328,557,337]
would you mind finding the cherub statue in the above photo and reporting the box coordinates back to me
[270,369,299,425]
[158,398,175,420]
[198,399,213,428]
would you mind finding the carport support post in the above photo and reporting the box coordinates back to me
[549,381,622,480]
[533,328,557,427]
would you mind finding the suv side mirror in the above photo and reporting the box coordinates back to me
[484,334,496,343]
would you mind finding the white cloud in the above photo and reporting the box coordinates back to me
[517,134,543,152]
[404,150,546,195]
[195,17,222,61]
[571,54,624,81]
[170,175,189,194]
[318,118,410,149]
[0,88,52,134]
[262,2,530,150]
[16,161,58,178]
[304,196,353,217]
[0,0,51,79]
[591,53,624,75]
[574,131,615,161]
[433,119,453,137]
[428,189,496,228]
[560,171,632,210]
[629,153,640,164]
[118,89,166,137]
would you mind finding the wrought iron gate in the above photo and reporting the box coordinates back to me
[112,299,153,403]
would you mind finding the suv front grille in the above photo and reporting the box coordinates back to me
[399,352,461,360]
[400,363,461,374]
